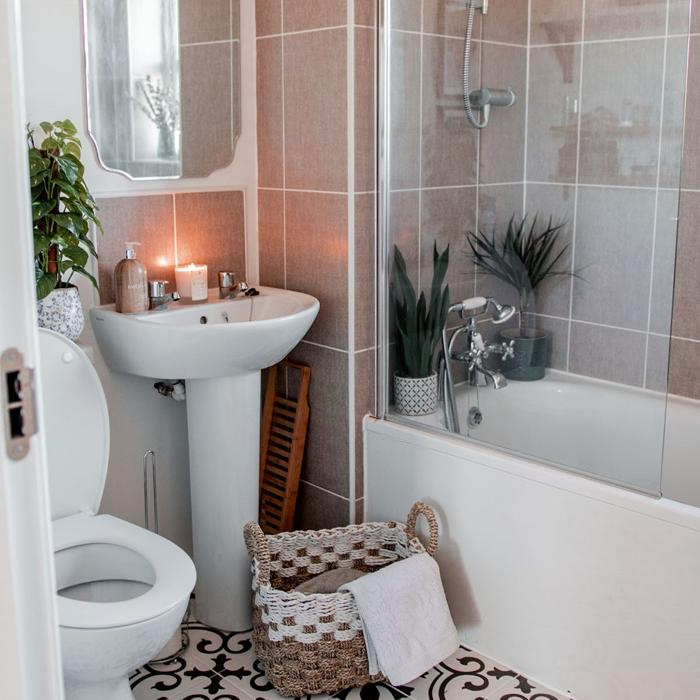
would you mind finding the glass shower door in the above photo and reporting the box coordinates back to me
[379,0,692,495]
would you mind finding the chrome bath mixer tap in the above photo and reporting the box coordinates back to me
[439,296,516,433]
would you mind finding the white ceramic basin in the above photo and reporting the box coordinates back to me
[89,286,319,379]
[89,285,319,630]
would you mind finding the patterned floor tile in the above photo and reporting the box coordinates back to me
[395,647,572,700]
[332,682,411,700]
[131,623,572,700]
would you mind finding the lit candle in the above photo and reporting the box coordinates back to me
[175,263,208,302]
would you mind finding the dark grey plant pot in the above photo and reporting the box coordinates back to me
[499,328,549,381]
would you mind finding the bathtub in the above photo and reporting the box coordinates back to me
[364,382,700,699]
[409,369,699,499]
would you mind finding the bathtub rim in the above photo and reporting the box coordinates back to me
[364,416,700,533]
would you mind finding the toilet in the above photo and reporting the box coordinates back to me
[39,329,196,700]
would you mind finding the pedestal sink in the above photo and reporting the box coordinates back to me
[90,287,319,630]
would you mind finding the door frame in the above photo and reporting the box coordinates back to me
[0,0,64,697]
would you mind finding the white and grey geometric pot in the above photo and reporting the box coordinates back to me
[36,285,85,341]
[394,371,438,416]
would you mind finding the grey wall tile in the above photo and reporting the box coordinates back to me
[482,0,529,45]
[569,322,646,386]
[572,186,655,330]
[669,338,700,399]
[423,0,465,38]
[524,184,576,318]
[284,28,347,191]
[391,0,421,31]
[283,0,347,32]
[355,0,376,27]
[287,341,350,498]
[295,482,349,529]
[421,186,478,303]
[285,192,349,349]
[355,27,376,193]
[584,0,669,40]
[390,30,421,189]
[527,44,581,184]
[530,0,583,45]
[175,191,246,288]
[646,333,670,392]
[681,37,700,190]
[390,190,420,287]
[179,0,231,44]
[256,0,282,36]
[258,189,286,288]
[355,194,376,350]
[479,43,527,184]
[578,39,665,188]
[650,189,680,335]
[422,35,478,187]
[672,190,700,340]
[256,37,284,188]
[659,37,688,189]
[96,195,175,304]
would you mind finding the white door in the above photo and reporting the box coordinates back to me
[0,0,64,697]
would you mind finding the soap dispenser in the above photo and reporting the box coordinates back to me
[114,243,149,313]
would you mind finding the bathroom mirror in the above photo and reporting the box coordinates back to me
[82,0,241,180]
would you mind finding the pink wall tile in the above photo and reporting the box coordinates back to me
[284,28,348,191]
[283,0,347,32]
[174,191,246,289]
[96,196,175,305]
[256,0,281,36]
[257,37,284,188]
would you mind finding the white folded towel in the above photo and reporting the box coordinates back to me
[340,552,459,686]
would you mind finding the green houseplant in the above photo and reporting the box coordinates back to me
[393,242,450,415]
[28,119,102,340]
[466,214,576,381]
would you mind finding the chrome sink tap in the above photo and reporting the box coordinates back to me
[439,296,516,432]
[218,271,260,299]
[148,280,180,311]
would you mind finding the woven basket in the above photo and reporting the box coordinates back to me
[243,502,439,697]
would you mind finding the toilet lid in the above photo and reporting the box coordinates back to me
[38,329,109,520]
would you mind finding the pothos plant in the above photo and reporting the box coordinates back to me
[28,119,103,300]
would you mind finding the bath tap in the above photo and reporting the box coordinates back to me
[439,296,515,433]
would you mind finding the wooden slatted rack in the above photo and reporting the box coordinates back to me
[259,360,311,534]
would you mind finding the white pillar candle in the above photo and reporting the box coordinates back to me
[175,263,208,302]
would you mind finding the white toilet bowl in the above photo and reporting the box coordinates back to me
[39,329,196,700]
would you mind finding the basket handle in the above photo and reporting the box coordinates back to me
[406,501,439,557]
[243,521,271,585]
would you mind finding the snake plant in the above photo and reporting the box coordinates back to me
[393,242,450,379]
[466,214,576,337]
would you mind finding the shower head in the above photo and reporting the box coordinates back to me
[486,298,516,324]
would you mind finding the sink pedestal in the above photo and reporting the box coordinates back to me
[186,372,260,630]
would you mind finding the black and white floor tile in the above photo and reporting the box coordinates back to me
[130,622,574,700]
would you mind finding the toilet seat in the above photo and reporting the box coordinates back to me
[53,514,196,630]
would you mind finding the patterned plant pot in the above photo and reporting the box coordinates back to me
[37,286,85,341]
[394,371,438,416]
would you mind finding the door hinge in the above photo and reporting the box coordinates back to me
[2,348,38,461]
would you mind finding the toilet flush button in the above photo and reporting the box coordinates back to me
[62,351,74,364]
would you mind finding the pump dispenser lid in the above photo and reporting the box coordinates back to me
[124,242,140,259]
